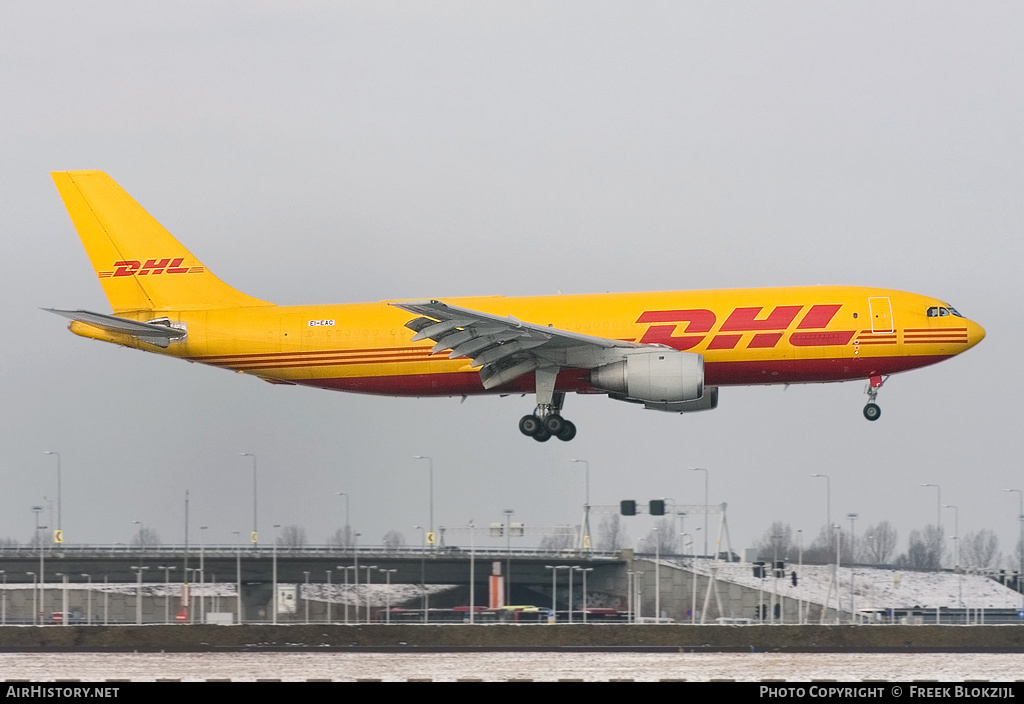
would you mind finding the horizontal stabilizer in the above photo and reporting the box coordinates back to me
[44,308,186,348]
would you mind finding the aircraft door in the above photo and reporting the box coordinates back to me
[867,297,894,334]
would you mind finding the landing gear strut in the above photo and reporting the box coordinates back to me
[863,375,888,421]
[519,367,577,442]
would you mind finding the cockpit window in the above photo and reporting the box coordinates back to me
[927,306,964,318]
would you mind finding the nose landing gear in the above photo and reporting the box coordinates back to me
[863,375,888,421]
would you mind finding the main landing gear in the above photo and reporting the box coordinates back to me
[519,407,577,442]
[519,367,577,442]
[863,375,888,421]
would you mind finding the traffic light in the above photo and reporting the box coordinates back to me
[620,500,636,516]
[649,499,665,516]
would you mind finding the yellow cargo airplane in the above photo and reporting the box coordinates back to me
[48,171,985,442]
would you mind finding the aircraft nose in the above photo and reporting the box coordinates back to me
[967,319,986,348]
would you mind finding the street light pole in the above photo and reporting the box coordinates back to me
[504,508,514,606]
[131,566,149,625]
[654,525,661,622]
[303,571,310,624]
[921,483,942,530]
[338,565,356,625]
[575,567,592,623]
[681,534,696,624]
[80,573,91,625]
[569,459,591,554]
[380,568,397,623]
[239,453,258,546]
[468,519,476,624]
[55,573,68,626]
[689,467,709,558]
[943,504,959,568]
[847,513,858,621]
[361,565,378,623]
[26,572,36,626]
[43,452,61,544]
[414,525,427,621]
[847,513,858,562]
[413,456,434,550]
[158,565,176,624]
[1004,488,1023,609]
[545,566,557,622]
[272,523,281,625]
[326,570,332,624]
[33,508,46,624]
[232,530,242,624]
[944,504,962,609]
[335,492,350,547]
[198,525,208,625]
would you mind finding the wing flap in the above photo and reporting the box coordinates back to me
[390,299,643,389]
[448,330,523,359]
[411,318,474,342]
[480,358,540,390]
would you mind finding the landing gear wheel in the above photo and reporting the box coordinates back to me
[556,420,577,442]
[544,414,565,434]
[863,403,881,421]
[533,428,552,442]
[519,415,541,436]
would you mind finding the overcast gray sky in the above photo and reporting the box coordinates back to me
[2,2,1021,559]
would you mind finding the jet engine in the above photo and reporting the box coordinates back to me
[590,349,704,404]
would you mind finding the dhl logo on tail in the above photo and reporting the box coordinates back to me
[100,258,205,278]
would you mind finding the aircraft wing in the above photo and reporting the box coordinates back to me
[45,309,186,348]
[390,299,644,389]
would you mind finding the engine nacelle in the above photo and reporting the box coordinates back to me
[590,349,704,403]
[642,387,718,413]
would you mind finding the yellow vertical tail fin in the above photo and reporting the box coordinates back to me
[52,170,273,313]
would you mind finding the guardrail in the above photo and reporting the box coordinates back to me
[0,544,627,560]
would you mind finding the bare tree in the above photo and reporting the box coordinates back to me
[539,529,575,552]
[802,525,844,565]
[0,537,19,549]
[897,525,944,570]
[596,514,630,551]
[130,525,161,547]
[960,529,1000,569]
[860,521,898,565]
[381,529,405,551]
[329,525,354,548]
[277,524,307,548]
[756,521,794,561]
[638,518,679,555]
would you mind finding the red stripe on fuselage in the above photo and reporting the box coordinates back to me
[295,355,953,396]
